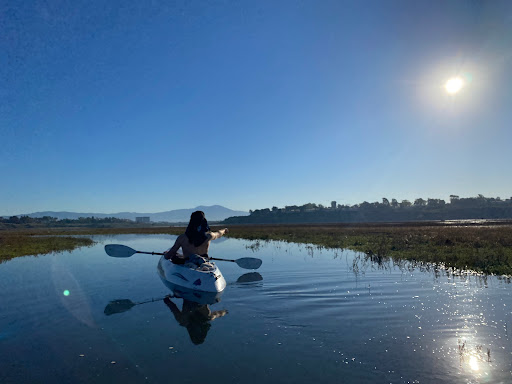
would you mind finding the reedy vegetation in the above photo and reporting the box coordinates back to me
[1,223,512,275]
[0,231,93,262]
[219,224,512,275]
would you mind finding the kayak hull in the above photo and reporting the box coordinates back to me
[157,255,226,293]
[159,278,223,305]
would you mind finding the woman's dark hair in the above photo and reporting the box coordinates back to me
[185,211,210,247]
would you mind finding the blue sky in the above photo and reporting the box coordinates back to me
[2,0,512,215]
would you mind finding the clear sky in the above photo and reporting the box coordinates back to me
[2,0,512,216]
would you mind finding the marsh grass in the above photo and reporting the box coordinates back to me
[1,223,512,274]
[0,232,94,262]
[219,224,512,275]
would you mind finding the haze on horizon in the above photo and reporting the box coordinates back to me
[2,1,512,217]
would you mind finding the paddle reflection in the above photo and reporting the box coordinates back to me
[235,272,263,284]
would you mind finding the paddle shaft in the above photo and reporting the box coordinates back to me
[210,257,236,263]
[136,251,165,256]
[137,251,234,263]
[105,244,261,269]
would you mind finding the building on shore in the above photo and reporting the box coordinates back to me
[135,217,150,223]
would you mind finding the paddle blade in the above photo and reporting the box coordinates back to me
[104,299,136,316]
[105,244,137,258]
[235,257,262,270]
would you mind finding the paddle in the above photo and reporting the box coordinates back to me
[104,297,168,316]
[104,244,263,270]
[210,257,262,270]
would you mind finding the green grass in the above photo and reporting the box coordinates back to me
[1,223,512,275]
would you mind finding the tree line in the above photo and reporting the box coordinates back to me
[1,216,132,226]
[224,195,512,224]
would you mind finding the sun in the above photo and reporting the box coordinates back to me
[445,77,464,94]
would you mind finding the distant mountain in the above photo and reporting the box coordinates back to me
[18,205,249,223]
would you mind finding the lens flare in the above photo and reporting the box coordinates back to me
[63,290,70,296]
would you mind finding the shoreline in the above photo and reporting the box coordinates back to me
[1,222,511,275]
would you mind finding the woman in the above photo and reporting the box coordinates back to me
[164,211,228,266]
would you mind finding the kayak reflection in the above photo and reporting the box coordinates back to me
[160,279,228,345]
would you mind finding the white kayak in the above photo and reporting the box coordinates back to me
[157,255,227,293]
[158,277,223,305]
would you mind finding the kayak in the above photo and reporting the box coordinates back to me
[159,277,223,305]
[157,255,227,293]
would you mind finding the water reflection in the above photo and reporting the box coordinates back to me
[159,273,262,345]
[343,249,511,287]
[104,297,164,315]
[104,271,263,345]
[235,272,263,284]
[163,296,228,345]
[4,235,511,384]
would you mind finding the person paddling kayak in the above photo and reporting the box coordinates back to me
[164,211,228,266]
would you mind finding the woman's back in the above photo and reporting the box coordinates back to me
[172,230,227,258]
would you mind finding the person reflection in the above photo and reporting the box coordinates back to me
[163,296,228,345]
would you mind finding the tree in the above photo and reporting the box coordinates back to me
[427,199,445,208]
[8,216,20,224]
[414,198,426,206]
[391,199,398,208]
[401,200,412,207]
[19,216,34,224]
[360,201,371,209]
[449,195,459,204]
[301,203,318,211]
[382,198,390,207]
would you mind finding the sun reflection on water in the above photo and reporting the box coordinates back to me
[469,355,479,371]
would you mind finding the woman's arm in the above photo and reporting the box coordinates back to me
[164,235,184,259]
[207,228,229,241]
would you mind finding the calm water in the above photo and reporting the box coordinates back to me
[1,235,511,384]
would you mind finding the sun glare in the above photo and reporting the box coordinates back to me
[445,77,464,94]
[469,355,479,371]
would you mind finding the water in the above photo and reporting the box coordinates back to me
[1,235,511,383]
